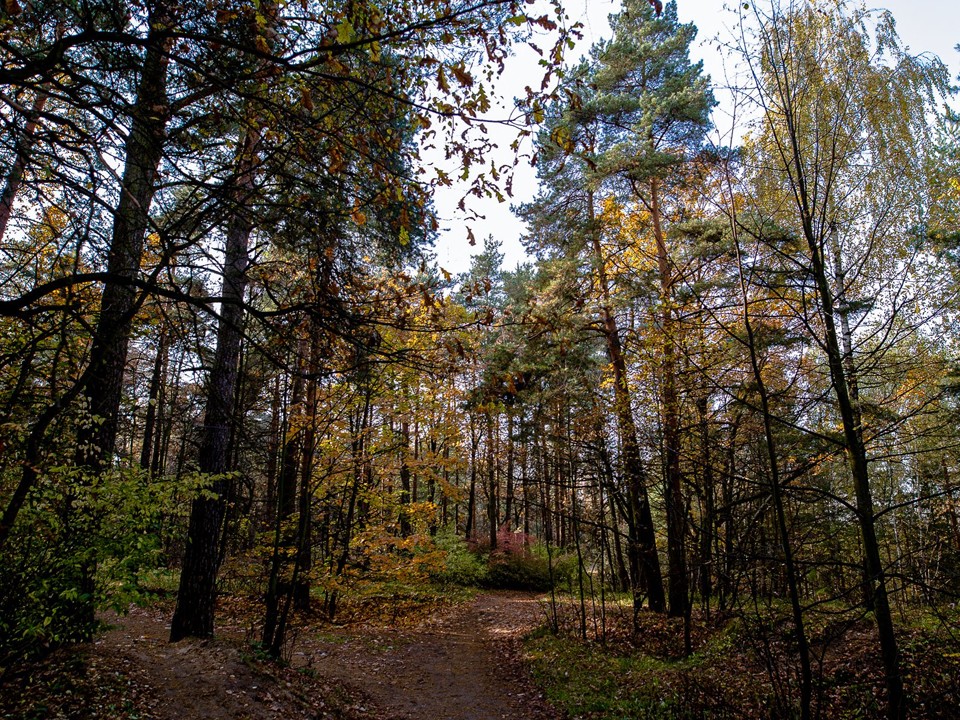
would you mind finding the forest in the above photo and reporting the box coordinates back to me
[1,0,959,718]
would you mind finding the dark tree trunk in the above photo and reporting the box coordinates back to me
[140,329,168,471]
[504,410,515,530]
[804,222,903,718]
[278,368,305,521]
[264,374,282,526]
[718,414,740,610]
[521,449,530,538]
[651,179,688,619]
[587,190,665,614]
[169,122,259,642]
[0,88,48,242]
[399,419,412,536]
[428,434,438,535]
[487,410,497,549]
[262,348,305,645]
[154,345,183,478]
[294,336,320,611]
[465,417,478,539]
[732,221,812,720]
[442,442,450,528]
[77,8,172,469]
[697,397,714,607]
[57,7,174,640]
[553,402,566,548]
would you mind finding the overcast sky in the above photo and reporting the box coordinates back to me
[431,0,960,277]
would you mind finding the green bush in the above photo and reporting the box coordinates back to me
[430,531,489,586]
[0,529,97,670]
[485,552,554,591]
[484,543,577,591]
[428,530,577,591]
[0,466,204,667]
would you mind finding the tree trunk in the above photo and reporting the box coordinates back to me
[732,215,813,720]
[294,334,320,610]
[140,329,168,471]
[57,6,174,640]
[262,347,305,645]
[0,88,48,242]
[807,229,903,717]
[587,189,665,613]
[465,416,478,539]
[651,178,688,618]
[504,409,515,530]
[399,419,412,536]
[169,119,259,642]
[486,409,497,549]
[77,6,173,469]
[264,374,282,526]
[697,396,714,609]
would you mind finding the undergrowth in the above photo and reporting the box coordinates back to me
[523,595,960,720]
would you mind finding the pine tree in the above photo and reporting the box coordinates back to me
[587,0,715,619]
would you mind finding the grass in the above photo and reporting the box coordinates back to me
[522,590,960,720]
[524,632,699,719]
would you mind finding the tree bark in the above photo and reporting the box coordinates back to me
[262,348,304,646]
[0,88,48,242]
[804,223,903,717]
[651,177,688,619]
[140,328,168,471]
[399,418,413,536]
[731,211,813,720]
[294,335,320,610]
[588,189,665,613]
[697,396,714,608]
[486,409,497,549]
[504,409,515,530]
[465,416,478,539]
[77,7,172,469]
[169,120,259,642]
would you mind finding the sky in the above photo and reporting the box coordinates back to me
[430,0,960,277]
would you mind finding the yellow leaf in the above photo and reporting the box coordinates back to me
[551,125,574,153]
[336,18,353,44]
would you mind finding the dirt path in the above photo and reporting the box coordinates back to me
[295,591,562,720]
[88,603,338,720]
[6,591,563,719]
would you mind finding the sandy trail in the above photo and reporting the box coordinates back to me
[79,591,562,720]
[293,591,563,720]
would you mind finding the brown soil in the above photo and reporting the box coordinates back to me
[88,602,348,720]
[1,591,563,720]
[296,591,563,720]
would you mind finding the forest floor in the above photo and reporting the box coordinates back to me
[1,591,564,720]
[6,588,960,719]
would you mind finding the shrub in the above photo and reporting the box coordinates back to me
[0,465,198,667]
[432,527,576,591]
[485,552,555,591]
[430,531,488,586]
[480,529,575,591]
